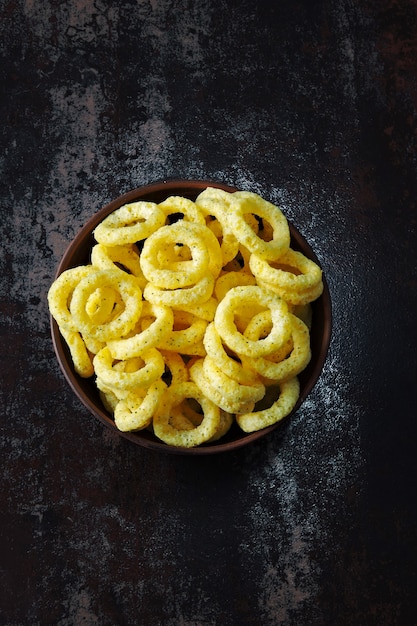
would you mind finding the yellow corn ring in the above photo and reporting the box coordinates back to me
[213,285,292,358]
[226,190,290,261]
[195,187,240,266]
[158,195,206,224]
[47,266,93,332]
[203,322,259,386]
[107,301,174,360]
[114,379,167,432]
[244,314,311,383]
[243,310,293,363]
[236,377,300,432]
[93,346,165,390]
[214,271,257,302]
[91,243,147,289]
[207,410,234,442]
[59,326,94,378]
[160,350,189,386]
[143,274,215,307]
[85,285,122,326]
[258,277,324,306]
[170,297,218,321]
[140,222,211,289]
[249,248,322,293]
[202,356,265,405]
[153,381,221,448]
[156,311,208,353]
[189,358,256,415]
[93,201,166,245]
[69,269,143,342]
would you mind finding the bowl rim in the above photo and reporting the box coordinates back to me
[50,178,332,455]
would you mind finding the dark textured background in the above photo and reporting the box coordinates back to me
[1,0,416,624]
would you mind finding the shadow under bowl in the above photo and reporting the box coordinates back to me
[50,179,332,455]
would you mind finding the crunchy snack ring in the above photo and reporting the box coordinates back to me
[93,346,165,391]
[70,269,143,342]
[244,313,311,383]
[114,380,167,432]
[93,201,166,245]
[195,187,240,266]
[203,322,258,386]
[236,377,300,433]
[214,285,292,357]
[140,221,211,289]
[160,350,189,385]
[170,297,218,321]
[226,190,290,260]
[84,285,122,326]
[106,301,174,360]
[250,248,323,305]
[91,243,147,288]
[189,358,256,415]
[202,356,266,405]
[143,274,215,307]
[205,215,239,266]
[214,271,256,302]
[59,326,95,378]
[47,266,93,331]
[258,276,324,306]
[153,381,221,447]
[243,310,294,364]
[157,310,208,354]
[158,195,206,225]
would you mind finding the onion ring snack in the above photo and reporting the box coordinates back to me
[153,382,221,447]
[114,380,167,432]
[203,322,256,386]
[140,222,211,289]
[214,285,292,358]
[143,274,215,307]
[158,195,206,225]
[93,201,166,245]
[243,313,311,383]
[249,248,324,305]
[196,187,290,261]
[236,377,300,432]
[59,326,95,378]
[93,346,165,391]
[106,301,174,360]
[47,266,93,332]
[189,358,257,415]
[48,185,328,448]
[69,269,143,342]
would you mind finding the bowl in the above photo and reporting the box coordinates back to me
[50,179,332,455]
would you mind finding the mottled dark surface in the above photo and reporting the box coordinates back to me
[1,0,416,624]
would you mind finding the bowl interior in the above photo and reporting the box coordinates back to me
[51,179,332,455]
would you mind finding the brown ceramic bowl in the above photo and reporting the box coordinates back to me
[50,179,332,455]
